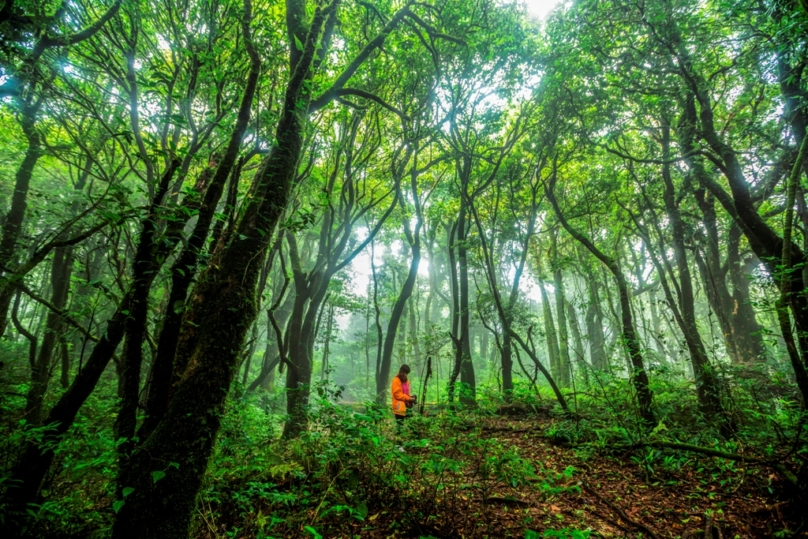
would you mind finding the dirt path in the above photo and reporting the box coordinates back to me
[470,418,800,538]
[202,416,802,538]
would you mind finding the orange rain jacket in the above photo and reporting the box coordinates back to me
[391,376,414,417]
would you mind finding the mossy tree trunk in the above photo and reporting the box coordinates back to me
[0,104,43,336]
[110,0,330,531]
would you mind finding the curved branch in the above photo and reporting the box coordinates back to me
[17,283,98,342]
[404,11,467,47]
[1,211,135,293]
[507,329,569,412]
[40,0,124,48]
[331,186,398,274]
[308,3,412,111]
[313,88,409,120]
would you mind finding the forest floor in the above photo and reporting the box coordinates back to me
[300,416,802,539]
[436,417,799,539]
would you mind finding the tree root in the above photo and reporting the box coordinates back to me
[587,508,631,534]
[681,514,723,539]
[581,481,660,539]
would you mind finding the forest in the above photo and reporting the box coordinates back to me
[1,0,808,536]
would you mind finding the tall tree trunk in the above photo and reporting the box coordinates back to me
[546,179,656,427]
[467,171,540,401]
[320,302,334,380]
[677,102,766,366]
[109,0,350,531]
[693,189,742,364]
[726,225,766,362]
[409,292,422,371]
[398,293,409,365]
[567,300,588,386]
[540,280,561,380]
[647,290,669,362]
[376,217,420,403]
[138,61,260,439]
[456,193,476,404]
[241,321,260,386]
[282,255,324,438]
[24,246,73,426]
[447,220,463,402]
[427,236,445,327]
[580,251,608,370]
[777,132,808,405]
[371,240,383,394]
[0,103,43,335]
[778,49,808,295]
[115,160,181,457]
[552,238,572,386]
[658,124,731,434]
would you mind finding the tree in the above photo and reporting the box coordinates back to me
[546,170,656,428]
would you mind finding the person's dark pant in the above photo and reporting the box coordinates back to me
[395,414,406,435]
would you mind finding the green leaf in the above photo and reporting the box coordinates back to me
[122,487,135,498]
[152,470,166,484]
[113,500,125,513]
[294,35,304,52]
[303,526,322,539]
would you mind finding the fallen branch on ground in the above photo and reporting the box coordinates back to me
[681,514,723,539]
[581,481,660,539]
[632,441,800,487]
[587,508,631,534]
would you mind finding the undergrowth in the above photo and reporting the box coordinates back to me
[1,366,805,538]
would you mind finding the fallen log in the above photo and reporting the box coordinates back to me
[632,441,800,487]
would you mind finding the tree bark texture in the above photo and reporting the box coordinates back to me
[0,105,43,335]
[110,0,322,532]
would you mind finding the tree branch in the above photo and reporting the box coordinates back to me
[312,88,409,119]
[308,3,412,111]
[40,0,124,48]
[17,283,98,342]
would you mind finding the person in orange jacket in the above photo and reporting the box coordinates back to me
[391,364,416,433]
